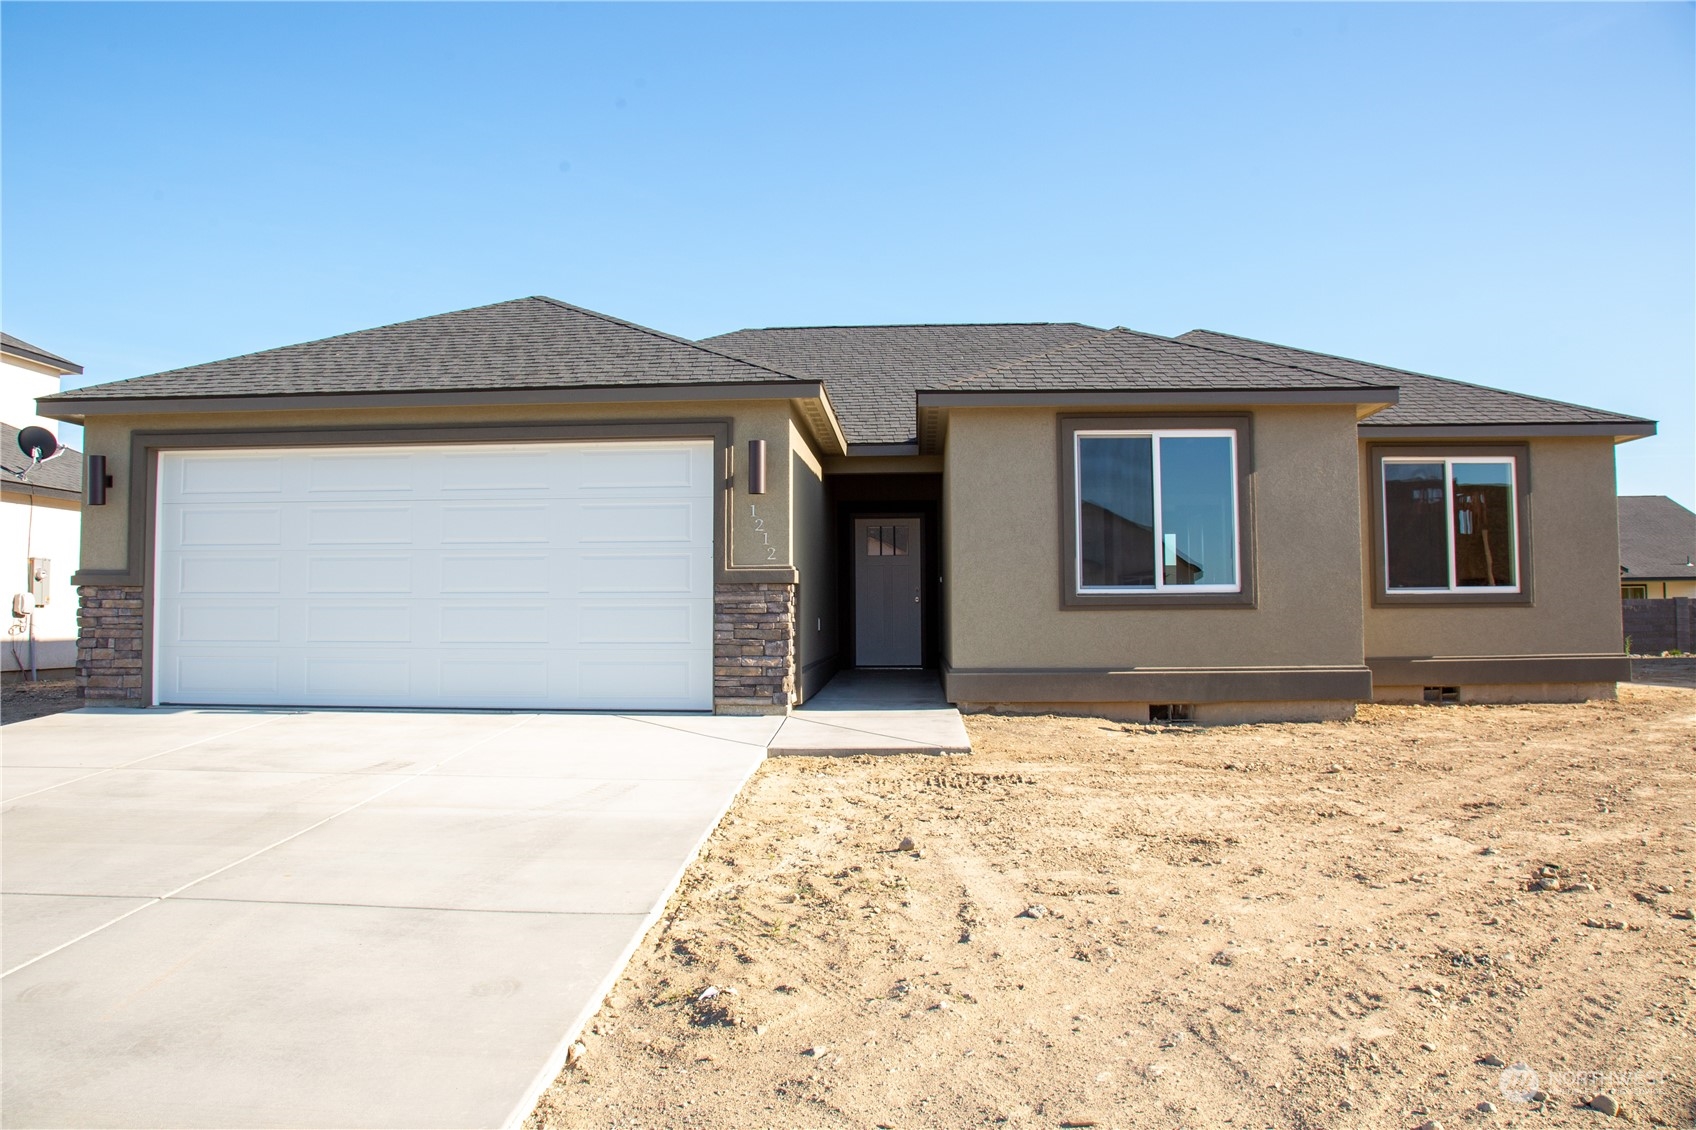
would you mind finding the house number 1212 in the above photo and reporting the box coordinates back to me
[749,504,777,561]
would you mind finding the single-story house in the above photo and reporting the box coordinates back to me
[1618,495,1696,600]
[4,332,85,680]
[36,297,1655,720]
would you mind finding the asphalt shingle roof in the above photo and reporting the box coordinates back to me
[702,323,1104,445]
[1619,495,1696,581]
[2,422,82,495]
[41,298,807,405]
[2,332,82,375]
[1177,330,1651,430]
[929,327,1397,395]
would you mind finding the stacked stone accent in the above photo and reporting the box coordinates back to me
[714,582,797,714]
[77,585,146,703]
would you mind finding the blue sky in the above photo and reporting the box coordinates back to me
[4,2,1691,504]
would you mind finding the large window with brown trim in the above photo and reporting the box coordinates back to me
[1381,456,1519,593]
[1368,444,1532,607]
[1061,414,1255,609]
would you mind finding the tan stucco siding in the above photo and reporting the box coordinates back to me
[77,399,798,575]
[789,418,838,694]
[1362,437,1623,658]
[943,405,1365,670]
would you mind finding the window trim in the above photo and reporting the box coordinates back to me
[1367,443,1533,607]
[1058,414,1255,610]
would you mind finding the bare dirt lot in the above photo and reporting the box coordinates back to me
[529,685,1696,1130]
[1,678,82,724]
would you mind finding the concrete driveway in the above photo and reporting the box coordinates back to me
[1,707,778,1129]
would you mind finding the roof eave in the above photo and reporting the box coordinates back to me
[1,480,82,504]
[2,343,83,376]
[37,380,832,428]
[1359,421,1658,441]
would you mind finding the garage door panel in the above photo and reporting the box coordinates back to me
[438,604,552,646]
[438,449,554,493]
[576,446,697,491]
[156,442,714,710]
[172,555,284,596]
[577,601,705,646]
[170,454,285,498]
[439,502,552,545]
[173,603,282,644]
[306,505,415,546]
[304,452,418,495]
[304,603,413,645]
[173,654,281,698]
[303,656,413,699]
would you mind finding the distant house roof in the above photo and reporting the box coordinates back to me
[704,323,1103,445]
[1,422,82,500]
[1619,495,1696,582]
[41,298,811,406]
[1176,330,1654,435]
[2,332,82,375]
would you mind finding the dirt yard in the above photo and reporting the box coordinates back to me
[1,678,82,724]
[529,685,1696,1130]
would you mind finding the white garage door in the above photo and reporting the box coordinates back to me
[153,440,715,710]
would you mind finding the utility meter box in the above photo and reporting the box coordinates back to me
[28,557,49,607]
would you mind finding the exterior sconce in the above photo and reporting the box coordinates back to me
[87,455,114,506]
[747,439,767,495]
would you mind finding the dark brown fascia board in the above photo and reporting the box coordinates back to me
[846,442,921,456]
[38,379,829,421]
[943,663,1374,704]
[916,387,1399,410]
[2,342,83,375]
[1621,572,1696,582]
[0,481,82,504]
[1360,422,1657,440]
[1367,654,1629,685]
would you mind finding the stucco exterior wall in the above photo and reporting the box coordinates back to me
[1,493,81,673]
[1361,437,1624,660]
[943,404,1366,672]
[74,399,801,577]
[789,417,838,698]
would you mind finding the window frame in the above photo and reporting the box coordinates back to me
[1367,443,1533,607]
[1058,414,1255,610]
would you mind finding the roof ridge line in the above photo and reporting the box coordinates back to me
[926,328,1123,391]
[1186,330,1651,422]
[1123,327,1393,391]
[529,297,811,384]
[720,321,1101,333]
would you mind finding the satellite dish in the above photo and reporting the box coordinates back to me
[17,426,59,462]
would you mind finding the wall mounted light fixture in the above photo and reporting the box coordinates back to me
[747,439,767,495]
[87,455,113,506]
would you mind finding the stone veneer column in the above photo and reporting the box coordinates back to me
[77,585,146,704]
[713,582,797,714]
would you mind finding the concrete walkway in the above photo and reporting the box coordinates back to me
[769,669,972,755]
[1,707,778,1130]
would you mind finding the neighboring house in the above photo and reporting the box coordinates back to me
[1618,495,1696,600]
[36,298,1655,719]
[3,333,84,679]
